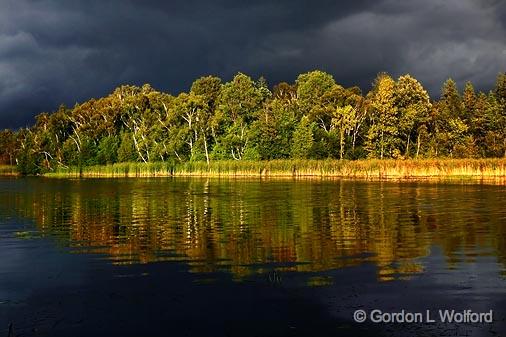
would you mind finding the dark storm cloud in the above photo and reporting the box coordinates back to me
[0,0,505,128]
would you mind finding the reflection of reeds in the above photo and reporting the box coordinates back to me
[268,270,282,284]
[6,176,506,281]
[0,165,17,176]
[45,159,506,180]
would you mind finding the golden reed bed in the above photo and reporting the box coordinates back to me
[42,159,506,182]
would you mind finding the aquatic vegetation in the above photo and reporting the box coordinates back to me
[45,158,506,179]
[14,231,41,240]
[0,165,17,176]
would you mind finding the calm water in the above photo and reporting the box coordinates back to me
[1,177,505,336]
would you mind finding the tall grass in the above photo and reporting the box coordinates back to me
[0,165,18,176]
[44,158,506,180]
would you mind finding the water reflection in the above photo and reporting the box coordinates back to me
[1,177,505,281]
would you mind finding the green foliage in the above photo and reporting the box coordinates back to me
[296,70,336,132]
[17,151,41,175]
[97,136,120,164]
[62,138,79,166]
[117,133,138,162]
[209,143,229,160]
[190,75,222,110]
[250,98,297,160]
[495,72,506,103]
[291,116,315,159]
[483,92,506,157]
[7,71,506,175]
[79,136,98,166]
[462,81,476,121]
[296,70,336,114]
[218,73,265,123]
[0,129,17,165]
[366,73,400,159]
[242,146,261,160]
[331,105,357,159]
[16,130,42,175]
[440,78,463,118]
[395,74,431,158]
[213,73,268,160]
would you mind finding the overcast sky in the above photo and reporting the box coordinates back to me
[1,0,505,128]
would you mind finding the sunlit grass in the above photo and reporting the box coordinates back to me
[0,165,17,176]
[43,158,506,180]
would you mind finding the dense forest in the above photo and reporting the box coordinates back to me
[1,71,505,175]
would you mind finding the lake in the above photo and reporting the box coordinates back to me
[1,177,505,336]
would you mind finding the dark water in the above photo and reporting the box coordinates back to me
[0,177,505,336]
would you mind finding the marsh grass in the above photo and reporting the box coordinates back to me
[44,158,506,180]
[0,165,17,176]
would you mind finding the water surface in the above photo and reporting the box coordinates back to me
[1,177,505,336]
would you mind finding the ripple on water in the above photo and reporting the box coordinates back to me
[0,178,505,281]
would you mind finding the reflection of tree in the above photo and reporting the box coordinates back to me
[2,179,505,281]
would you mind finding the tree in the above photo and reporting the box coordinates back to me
[251,98,297,160]
[0,129,17,165]
[273,82,297,101]
[365,73,400,159]
[484,92,506,157]
[462,81,476,121]
[492,72,506,156]
[96,135,120,164]
[291,116,314,159]
[117,132,138,162]
[440,79,463,118]
[190,76,223,164]
[432,79,472,157]
[218,73,264,123]
[215,73,266,160]
[191,75,222,111]
[495,72,506,103]
[169,93,210,162]
[296,70,336,132]
[469,92,488,157]
[330,105,357,160]
[395,75,431,158]
[16,129,43,175]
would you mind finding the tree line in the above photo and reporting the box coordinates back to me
[1,71,505,174]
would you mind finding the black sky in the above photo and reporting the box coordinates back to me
[0,0,505,128]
